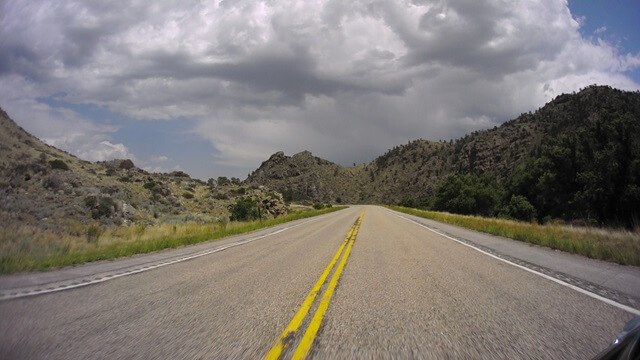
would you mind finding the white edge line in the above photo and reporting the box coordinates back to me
[1,211,339,301]
[385,208,640,316]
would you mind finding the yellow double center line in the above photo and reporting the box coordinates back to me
[265,210,365,360]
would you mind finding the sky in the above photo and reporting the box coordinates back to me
[0,0,639,180]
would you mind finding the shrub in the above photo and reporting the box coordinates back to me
[265,191,279,200]
[500,195,537,222]
[230,197,259,221]
[143,181,157,190]
[86,225,102,244]
[231,187,246,195]
[182,192,194,199]
[119,159,135,169]
[213,191,229,200]
[313,202,325,210]
[84,196,116,219]
[217,176,230,186]
[49,159,69,171]
[42,175,63,190]
[170,171,190,178]
[84,196,98,208]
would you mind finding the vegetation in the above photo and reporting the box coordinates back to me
[0,207,346,273]
[432,174,503,217]
[217,176,230,186]
[248,86,640,229]
[499,195,537,222]
[84,195,117,219]
[182,191,194,199]
[508,110,640,227]
[395,107,640,229]
[282,188,309,203]
[143,181,157,190]
[390,206,640,266]
[49,159,69,171]
[86,224,102,244]
[229,197,260,221]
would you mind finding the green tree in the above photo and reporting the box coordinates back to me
[500,195,537,222]
[509,111,640,227]
[313,202,325,210]
[432,174,503,216]
[217,176,230,186]
[229,197,259,221]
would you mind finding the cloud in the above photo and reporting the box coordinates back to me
[0,75,133,163]
[594,26,607,35]
[1,0,639,178]
[142,164,183,174]
[44,139,133,163]
[150,155,169,162]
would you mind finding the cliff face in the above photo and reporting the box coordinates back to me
[247,85,640,204]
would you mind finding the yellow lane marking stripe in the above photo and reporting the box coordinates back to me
[264,219,357,360]
[291,211,364,359]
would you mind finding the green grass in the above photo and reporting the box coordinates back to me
[389,206,640,266]
[0,206,346,274]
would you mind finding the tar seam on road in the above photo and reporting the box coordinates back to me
[265,210,365,360]
[0,213,336,302]
[387,208,640,316]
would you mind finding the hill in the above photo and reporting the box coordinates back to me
[247,85,640,225]
[247,150,365,204]
[0,108,286,239]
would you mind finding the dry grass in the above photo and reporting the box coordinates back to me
[0,206,346,274]
[390,206,640,266]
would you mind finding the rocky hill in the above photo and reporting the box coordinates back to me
[0,108,286,237]
[247,151,364,204]
[247,85,640,205]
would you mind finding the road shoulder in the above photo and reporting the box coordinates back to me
[385,207,640,305]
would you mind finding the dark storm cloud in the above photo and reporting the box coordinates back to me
[127,48,366,105]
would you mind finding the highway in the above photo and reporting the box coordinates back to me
[1,206,638,359]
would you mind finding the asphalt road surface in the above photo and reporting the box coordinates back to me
[1,206,638,359]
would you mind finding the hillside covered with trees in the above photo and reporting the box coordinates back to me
[249,85,640,228]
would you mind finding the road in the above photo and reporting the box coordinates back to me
[0,205,638,359]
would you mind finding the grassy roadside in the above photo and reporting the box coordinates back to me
[0,206,346,274]
[389,206,640,266]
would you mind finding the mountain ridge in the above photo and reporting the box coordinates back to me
[247,85,640,209]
